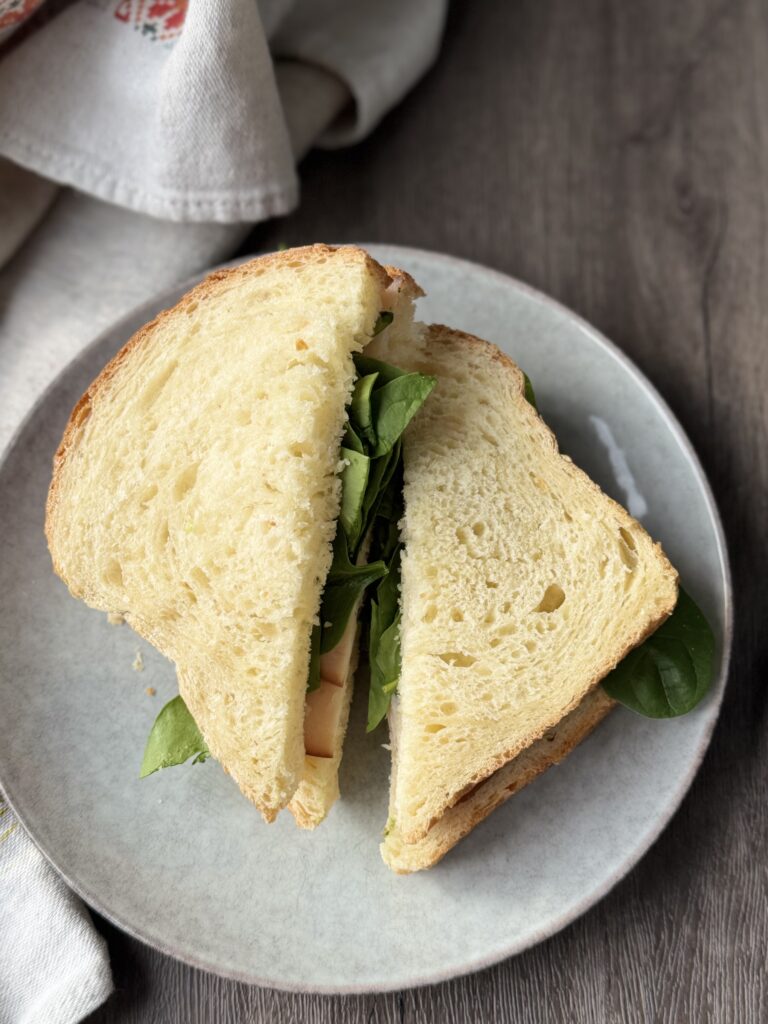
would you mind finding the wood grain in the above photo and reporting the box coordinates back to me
[87,0,768,1020]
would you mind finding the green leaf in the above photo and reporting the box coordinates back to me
[339,448,370,552]
[367,546,403,732]
[353,353,407,385]
[357,439,402,549]
[313,354,432,691]
[344,422,365,454]
[307,623,322,692]
[373,311,394,335]
[350,373,379,447]
[140,695,209,778]
[523,372,537,409]
[370,373,437,457]
[602,588,715,717]
[319,532,388,654]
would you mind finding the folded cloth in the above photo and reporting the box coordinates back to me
[0,0,447,222]
[0,795,113,1024]
[0,2,447,1020]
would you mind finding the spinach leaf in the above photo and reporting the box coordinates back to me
[367,546,403,732]
[350,373,379,447]
[308,343,433,693]
[319,533,387,654]
[344,422,365,454]
[140,695,209,778]
[339,447,370,552]
[523,372,537,409]
[370,373,437,457]
[602,588,715,717]
[373,311,394,335]
[307,623,322,692]
[354,353,407,385]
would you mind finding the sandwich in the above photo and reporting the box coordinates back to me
[365,324,682,871]
[45,244,715,864]
[45,244,434,827]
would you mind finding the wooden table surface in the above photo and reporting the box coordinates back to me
[87,1,768,1020]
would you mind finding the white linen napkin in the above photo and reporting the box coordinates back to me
[0,796,113,1024]
[0,1,447,1020]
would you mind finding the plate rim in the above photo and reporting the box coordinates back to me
[0,243,733,993]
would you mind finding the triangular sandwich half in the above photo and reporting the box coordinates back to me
[367,324,678,868]
[45,245,421,824]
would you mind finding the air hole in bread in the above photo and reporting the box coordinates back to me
[450,608,464,622]
[438,652,476,668]
[190,566,210,590]
[181,582,197,605]
[425,723,446,734]
[535,584,565,613]
[295,339,308,351]
[440,702,458,715]
[483,610,496,625]
[524,640,537,653]
[485,580,499,589]
[472,522,486,538]
[619,527,637,551]
[289,442,312,459]
[103,558,123,588]
[618,532,638,570]
[139,483,158,505]
[140,361,178,410]
[173,464,199,502]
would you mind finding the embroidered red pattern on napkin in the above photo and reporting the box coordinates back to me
[0,0,44,31]
[113,0,187,42]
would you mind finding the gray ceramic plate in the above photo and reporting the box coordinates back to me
[0,245,731,993]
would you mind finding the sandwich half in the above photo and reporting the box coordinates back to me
[367,324,678,871]
[45,244,424,825]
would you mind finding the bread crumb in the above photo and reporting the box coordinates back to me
[132,651,144,672]
[107,612,125,625]
[145,686,156,697]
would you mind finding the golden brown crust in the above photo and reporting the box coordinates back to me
[394,324,679,846]
[383,264,425,301]
[383,689,616,873]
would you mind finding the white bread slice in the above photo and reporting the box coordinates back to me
[45,245,400,822]
[382,688,615,872]
[368,324,678,847]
